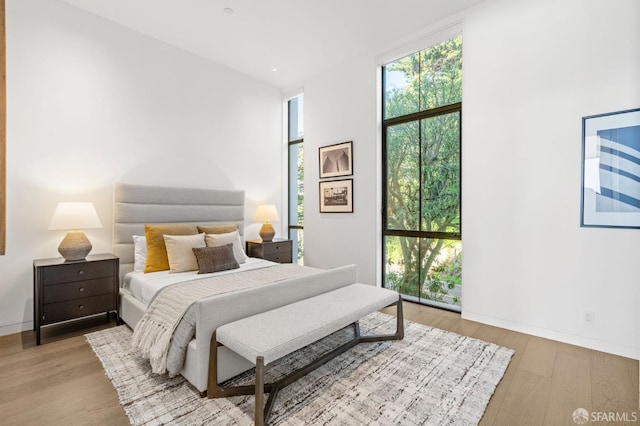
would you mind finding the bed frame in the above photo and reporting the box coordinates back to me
[113,183,358,394]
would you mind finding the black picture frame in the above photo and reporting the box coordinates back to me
[319,179,353,213]
[580,107,640,228]
[319,141,353,179]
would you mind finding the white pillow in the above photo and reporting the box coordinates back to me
[163,233,206,273]
[205,230,247,264]
[132,235,147,273]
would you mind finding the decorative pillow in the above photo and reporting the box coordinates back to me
[205,230,247,264]
[192,244,239,274]
[144,224,198,273]
[132,235,147,272]
[197,224,239,234]
[163,233,206,273]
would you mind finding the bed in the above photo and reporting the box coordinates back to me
[113,182,358,394]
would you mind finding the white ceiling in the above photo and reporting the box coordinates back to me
[59,0,484,89]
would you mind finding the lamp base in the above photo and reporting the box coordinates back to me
[58,231,92,261]
[259,223,275,242]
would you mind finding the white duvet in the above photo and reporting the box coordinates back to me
[122,257,277,306]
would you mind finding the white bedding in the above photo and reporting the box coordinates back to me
[123,257,277,306]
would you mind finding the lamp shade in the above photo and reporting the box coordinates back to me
[253,204,280,223]
[48,202,102,231]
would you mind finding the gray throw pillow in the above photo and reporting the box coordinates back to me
[192,243,239,274]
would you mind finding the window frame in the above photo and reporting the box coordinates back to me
[380,37,463,309]
[381,101,462,241]
[287,95,304,264]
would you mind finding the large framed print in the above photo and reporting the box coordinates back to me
[319,179,353,213]
[581,107,640,228]
[319,141,353,179]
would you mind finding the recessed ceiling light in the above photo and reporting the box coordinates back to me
[270,67,278,72]
[223,7,234,15]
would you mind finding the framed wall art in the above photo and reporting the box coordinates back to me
[319,179,353,213]
[319,141,352,179]
[580,107,640,228]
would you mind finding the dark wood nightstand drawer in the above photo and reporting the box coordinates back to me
[43,293,116,325]
[261,242,290,255]
[263,251,292,263]
[43,277,115,304]
[41,261,114,286]
[246,239,293,264]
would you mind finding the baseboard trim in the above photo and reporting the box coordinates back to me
[0,320,31,337]
[462,311,639,360]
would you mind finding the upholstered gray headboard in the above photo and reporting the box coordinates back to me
[113,183,245,280]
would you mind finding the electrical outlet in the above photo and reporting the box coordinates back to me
[583,310,595,327]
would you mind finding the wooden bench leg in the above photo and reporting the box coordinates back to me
[255,356,265,426]
[208,332,266,399]
[207,331,220,398]
[396,295,404,339]
[359,296,404,343]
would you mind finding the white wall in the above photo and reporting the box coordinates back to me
[302,0,639,359]
[0,0,283,336]
[303,54,379,285]
[462,0,639,358]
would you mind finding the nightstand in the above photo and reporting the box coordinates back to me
[33,253,119,345]
[246,239,292,263]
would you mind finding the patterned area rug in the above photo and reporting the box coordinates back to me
[86,312,513,425]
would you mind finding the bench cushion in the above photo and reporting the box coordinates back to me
[216,283,398,365]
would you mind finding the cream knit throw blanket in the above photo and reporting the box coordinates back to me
[131,264,317,374]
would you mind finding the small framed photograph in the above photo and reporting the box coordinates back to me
[581,107,640,228]
[319,179,353,213]
[319,141,353,179]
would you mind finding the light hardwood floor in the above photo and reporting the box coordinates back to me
[0,304,637,425]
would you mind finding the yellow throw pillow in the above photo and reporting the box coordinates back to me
[197,224,239,234]
[144,224,198,273]
[164,233,206,273]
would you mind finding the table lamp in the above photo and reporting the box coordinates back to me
[48,202,102,261]
[254,204,279,242]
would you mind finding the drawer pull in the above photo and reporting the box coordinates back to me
[78,270,84,275]
[79,287,84,292]
[78,305,84,310]
[275,245,280,250]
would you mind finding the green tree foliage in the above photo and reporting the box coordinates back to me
[385,35,462,118]
[384,36,462,304]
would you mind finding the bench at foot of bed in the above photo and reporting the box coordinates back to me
[207,283,404,426]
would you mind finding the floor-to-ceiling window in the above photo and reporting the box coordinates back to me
[288,94,304,264]
[382,34,462,311]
